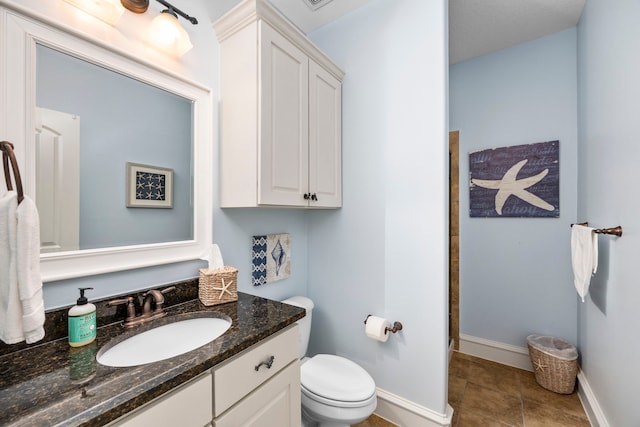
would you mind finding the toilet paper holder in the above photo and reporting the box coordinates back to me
[364,315,403,335]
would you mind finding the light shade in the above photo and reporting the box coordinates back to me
[148,11,193,57]
[63,0,125,25]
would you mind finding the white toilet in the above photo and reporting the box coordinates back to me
[282,296,377,427]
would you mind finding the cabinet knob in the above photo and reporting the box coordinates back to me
[255,355,275,371]
[311,193,317,201]
[303,193,310,200]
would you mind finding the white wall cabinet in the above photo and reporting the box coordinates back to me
[215,0,344,208]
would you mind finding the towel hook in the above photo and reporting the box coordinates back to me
[0,141,24,204]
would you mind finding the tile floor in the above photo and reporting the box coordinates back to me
[449,351,590,426]
[354,351,591,427]
[353,414,399,427]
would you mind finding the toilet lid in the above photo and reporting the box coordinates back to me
[301,354,375,402]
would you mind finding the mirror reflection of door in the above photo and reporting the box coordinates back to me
[35,107,80,253]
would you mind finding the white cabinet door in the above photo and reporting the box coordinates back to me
[258,22,309,207]
[308,60,342,208]
[213,325,298,417]
[213,362,301,427]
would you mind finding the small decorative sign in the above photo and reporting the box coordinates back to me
[469,140,559,217]
[252,233,291,286]
[126,162,173,208]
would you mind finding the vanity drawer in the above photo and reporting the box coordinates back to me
[213,324,298,416]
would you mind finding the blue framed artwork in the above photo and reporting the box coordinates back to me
[469,140,559,218]
[252,233,291,286]
[126,162,173,208]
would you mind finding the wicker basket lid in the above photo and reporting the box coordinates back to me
[527,334,578,361]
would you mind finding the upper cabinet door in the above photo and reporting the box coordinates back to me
[308,60,342,208]
[258,23,309,207]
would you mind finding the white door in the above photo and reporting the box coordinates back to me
[35,107,80,253]
[258,22,309,207]
[308,60,342,208]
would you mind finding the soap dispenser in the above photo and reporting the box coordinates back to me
[68,287,97,347]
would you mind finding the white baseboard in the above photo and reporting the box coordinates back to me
[577,370,609,427]
[374,388,453,427]
[459,333,533,371]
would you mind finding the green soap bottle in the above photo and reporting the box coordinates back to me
[68,287,97,347]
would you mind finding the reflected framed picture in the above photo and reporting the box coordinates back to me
[126,162,173,208]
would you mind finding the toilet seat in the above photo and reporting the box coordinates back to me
[301,354,376,406]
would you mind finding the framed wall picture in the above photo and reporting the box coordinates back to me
[126,162,173,208]
[469,140,559,217]
[251,233,291,286]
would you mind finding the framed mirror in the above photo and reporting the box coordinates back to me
[1,7,213,281]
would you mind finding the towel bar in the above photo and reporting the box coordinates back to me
[571,222,622,237]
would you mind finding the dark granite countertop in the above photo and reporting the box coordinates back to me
[0,285,305,427]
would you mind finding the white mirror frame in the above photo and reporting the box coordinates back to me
[0,6,213,282]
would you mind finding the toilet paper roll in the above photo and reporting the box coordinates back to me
[365,315,392,342]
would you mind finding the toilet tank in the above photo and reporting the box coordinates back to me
[282,296,314,359]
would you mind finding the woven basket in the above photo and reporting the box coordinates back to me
[528,341,578,394]
[198,266,238,306]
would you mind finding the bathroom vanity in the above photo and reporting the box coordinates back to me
[0,287,305,426]
[108,325,300,427]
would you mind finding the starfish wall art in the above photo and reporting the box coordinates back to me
[469,140,559,218]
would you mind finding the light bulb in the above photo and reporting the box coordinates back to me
[63,0,125,25]
[148,11,193,57]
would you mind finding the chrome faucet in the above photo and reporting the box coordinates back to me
[107,286,176,328]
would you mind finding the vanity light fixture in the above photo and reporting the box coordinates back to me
[122,0,197,57]
[63,0,125,25]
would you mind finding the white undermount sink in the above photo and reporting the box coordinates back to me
[97,315,232,367]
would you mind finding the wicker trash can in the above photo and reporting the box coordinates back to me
[527,334,578,394]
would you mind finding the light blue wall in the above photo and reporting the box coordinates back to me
[450,29,579,347]
[308,0,449,413]
[577,0,640,424]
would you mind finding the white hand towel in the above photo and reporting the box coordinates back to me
[571,224,598,303]
[0,191,22,344]
[16,195,45,343]
[0,192,45,344]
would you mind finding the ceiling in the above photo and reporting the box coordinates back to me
[206,0,586,64]
[268,0,372,33]
[448,0,585,64]
[205,0,371,33]
[209,0,586,64]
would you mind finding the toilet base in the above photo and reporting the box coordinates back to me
[301,408,352,427]
[301,393,376,427]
